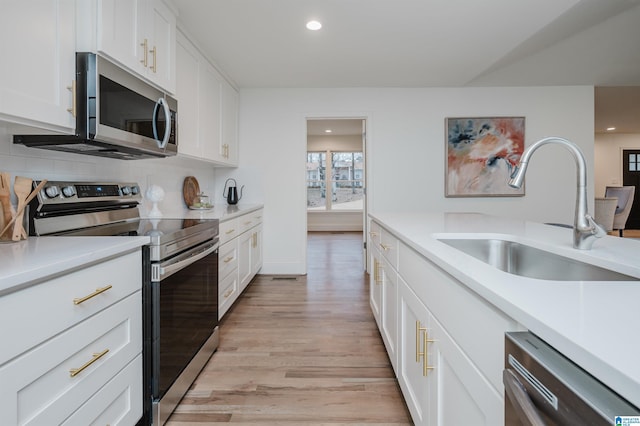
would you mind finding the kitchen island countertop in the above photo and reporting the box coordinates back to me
[370,211,640,409]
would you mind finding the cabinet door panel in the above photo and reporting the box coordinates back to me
[98,0,142,73]
[149,0,176,92]
[238,229,252,288]
[380,257,398,373]
[398,278,433,426]
[0,0,75,130]
[176,34,200,157]
[431,315,503,426]
[199,64,222,161]
[369,249,382,326]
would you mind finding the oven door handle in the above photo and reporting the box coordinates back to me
[503,369,547,426]
[159,242,218,279]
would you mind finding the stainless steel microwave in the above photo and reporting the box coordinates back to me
[14,53,177,160]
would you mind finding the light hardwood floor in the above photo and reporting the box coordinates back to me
[166,231,412,425]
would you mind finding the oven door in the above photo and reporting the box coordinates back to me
[151,239,218,423]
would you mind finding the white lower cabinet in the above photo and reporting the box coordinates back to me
[370,219,518,425]
[399,278,502,425]
[0,250,143,426]
[380,256,398,373]
[218,208,263,320]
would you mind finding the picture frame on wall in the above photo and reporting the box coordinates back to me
[445,116,526,197]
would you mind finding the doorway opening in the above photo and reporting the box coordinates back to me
[306,118,367,269]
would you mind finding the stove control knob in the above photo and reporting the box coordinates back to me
[130,185,140,195]
[121,186,132,195]
[44,185,60,199]
[61,185,76,198]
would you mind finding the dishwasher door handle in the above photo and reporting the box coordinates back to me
[503,369,548,426]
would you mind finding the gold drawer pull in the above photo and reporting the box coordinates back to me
[244,221,253,225]
[379,243,391,251]
[69,349,109,377]
[369,231,378,237]
[224,289,233,298]
[224,256,235,263]
[73,285,113,305]
[225,229,236,235]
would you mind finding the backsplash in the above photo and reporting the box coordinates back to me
[0,125,217,216]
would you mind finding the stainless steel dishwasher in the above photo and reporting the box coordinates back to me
[504,331,640,426]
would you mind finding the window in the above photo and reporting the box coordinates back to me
[307,151,363,210]
[629,153,639,172]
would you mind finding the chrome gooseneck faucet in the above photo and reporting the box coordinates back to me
[508,136,605,250]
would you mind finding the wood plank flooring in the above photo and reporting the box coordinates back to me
[166,231,412,425]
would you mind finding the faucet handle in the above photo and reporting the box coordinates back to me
[585,214,606,238]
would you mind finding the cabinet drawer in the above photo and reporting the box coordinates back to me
[238,209,263,234]
[219,218,239,244]
[369,220,382,250]
[0,292,142,426]
[379,228,399,269]
[218,268,239,320]
[0,251,141,365]
[219,239,239,280]
[62,354,142,426]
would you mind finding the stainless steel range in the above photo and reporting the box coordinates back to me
[28,180,219,426]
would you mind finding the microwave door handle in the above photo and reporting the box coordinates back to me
[159,242,218,279]
[152,97,171,149]
[503,369,547,426]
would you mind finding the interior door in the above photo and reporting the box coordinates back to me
[621,150,640,229]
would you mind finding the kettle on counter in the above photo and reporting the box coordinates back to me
[223,178,244,205]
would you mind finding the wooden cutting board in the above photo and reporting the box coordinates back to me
[182,176,200,207]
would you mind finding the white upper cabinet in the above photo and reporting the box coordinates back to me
[79,0,176,93]
[0,0,76,132]
[176,30,239,166]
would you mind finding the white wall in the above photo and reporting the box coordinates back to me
[0,125,218,216]
[594,133,640,196]
[225,86,594,275]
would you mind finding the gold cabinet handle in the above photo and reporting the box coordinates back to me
[244,221,253,226]
[150,45,157,72]
[224,289,233,298]
[415,321,434,376]
[369,231,378,237]
[225,229,236,235]
[140,39,148,67]
[73,285,113,305]
[252,232,257,248]
[375,259,383,284]
[69,349,109,377]
[66,80,76,117]
[379,243,391,251]
[224,256,234,263]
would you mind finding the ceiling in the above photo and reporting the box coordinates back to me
[175,0,640,132]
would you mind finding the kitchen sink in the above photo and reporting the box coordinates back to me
[438,237,638,281]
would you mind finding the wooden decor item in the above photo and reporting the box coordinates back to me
[182,176,201,207]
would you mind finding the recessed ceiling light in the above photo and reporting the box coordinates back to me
[607,127,616,131]
[306,20,322,31]
[324,129,332,133]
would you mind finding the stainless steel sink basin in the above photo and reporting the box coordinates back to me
[438,238,637,281]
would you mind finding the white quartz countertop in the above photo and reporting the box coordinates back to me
[143,203,263,222]
[0,236,149,295]
[370,211,640,408]
[1,204,263,295]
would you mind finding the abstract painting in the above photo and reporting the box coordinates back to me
[445,117,525,197]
